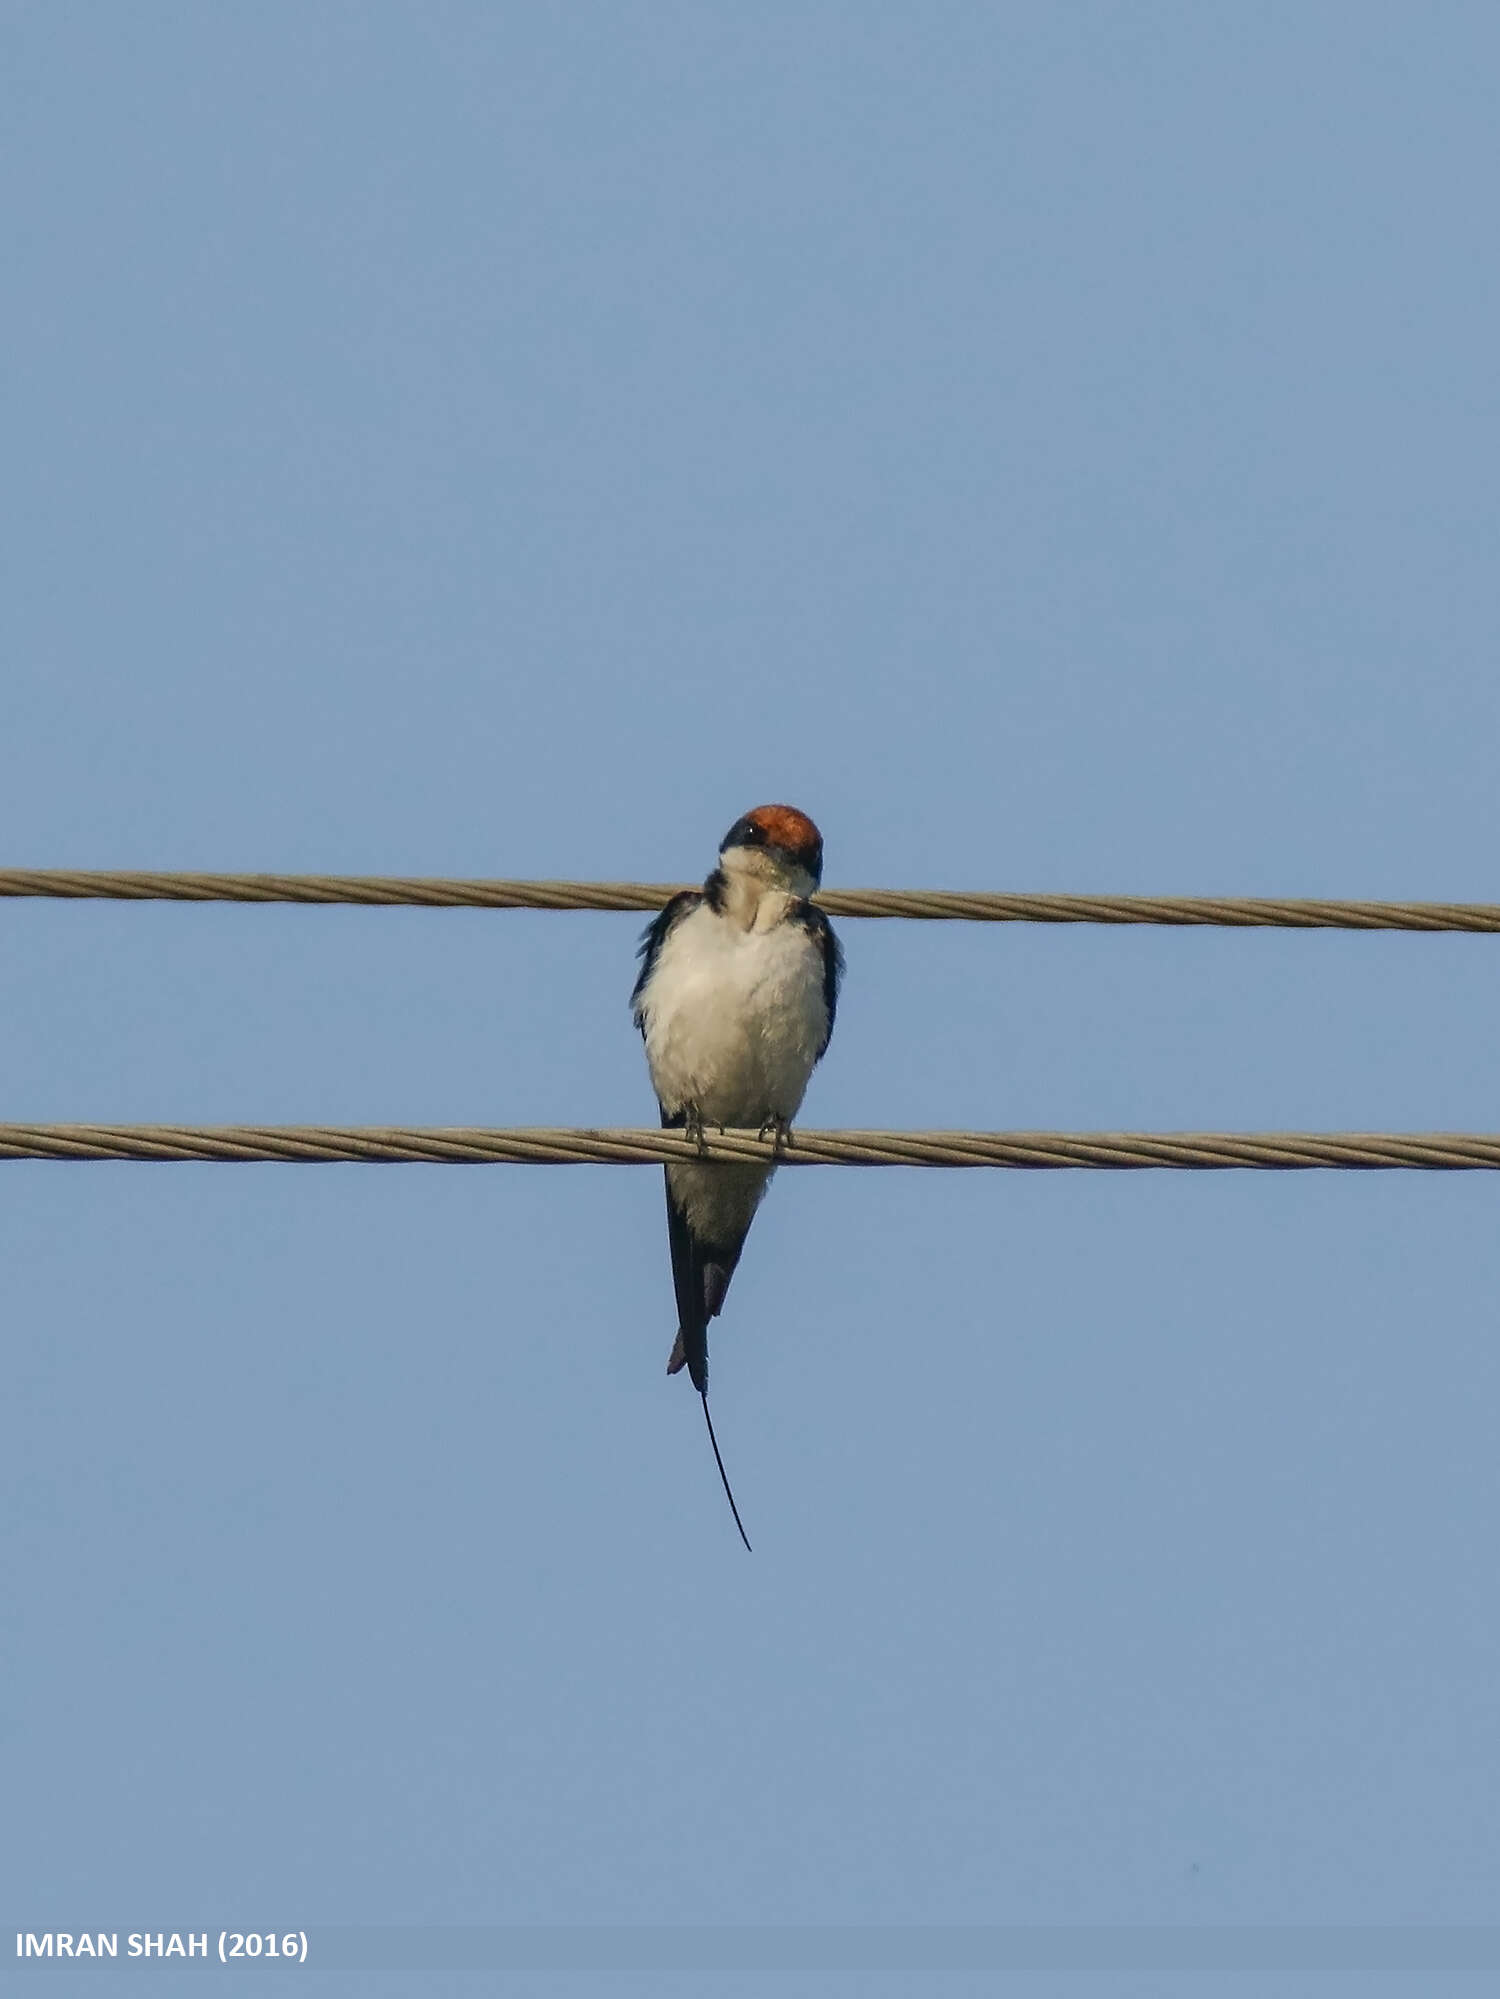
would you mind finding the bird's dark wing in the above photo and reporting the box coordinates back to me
[658,1107,759,1395]
[630,889,702,1033]
[632,887,728,1389]
[662,1151,711,1393]
[791,901,844,1059]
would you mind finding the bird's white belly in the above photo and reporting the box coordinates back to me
[643,909,825,1125]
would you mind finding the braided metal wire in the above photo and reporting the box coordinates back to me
[4,869,1500,929]
[0,870,667,912]
[4,1124,1500,1168]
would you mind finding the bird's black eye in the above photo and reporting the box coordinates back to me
[723,815,765,850]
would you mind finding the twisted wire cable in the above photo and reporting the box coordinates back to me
[4,1124,1500,1168]
[3,869,1500,930]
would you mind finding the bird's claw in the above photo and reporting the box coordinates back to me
[758,1115,794,1154]
[683,1103,708,1156]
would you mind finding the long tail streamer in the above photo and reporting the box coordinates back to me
[701,1394,752,1553]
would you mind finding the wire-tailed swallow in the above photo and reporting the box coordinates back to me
[631,804,843,1548]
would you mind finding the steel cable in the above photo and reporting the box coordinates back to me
[4,869,1500,930]
[4,1124,1500,1168]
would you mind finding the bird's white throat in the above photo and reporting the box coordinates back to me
[716,843,817,926]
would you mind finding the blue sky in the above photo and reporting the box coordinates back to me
[5,5,1500,1993]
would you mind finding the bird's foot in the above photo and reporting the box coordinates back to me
[683,1102,708,1156]
[758,1114,794,1154]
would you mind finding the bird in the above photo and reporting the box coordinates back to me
[631,804,844,1549]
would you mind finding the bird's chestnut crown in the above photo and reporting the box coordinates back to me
[719,804,824,887]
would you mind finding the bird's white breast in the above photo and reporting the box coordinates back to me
[640,899,827,1125]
